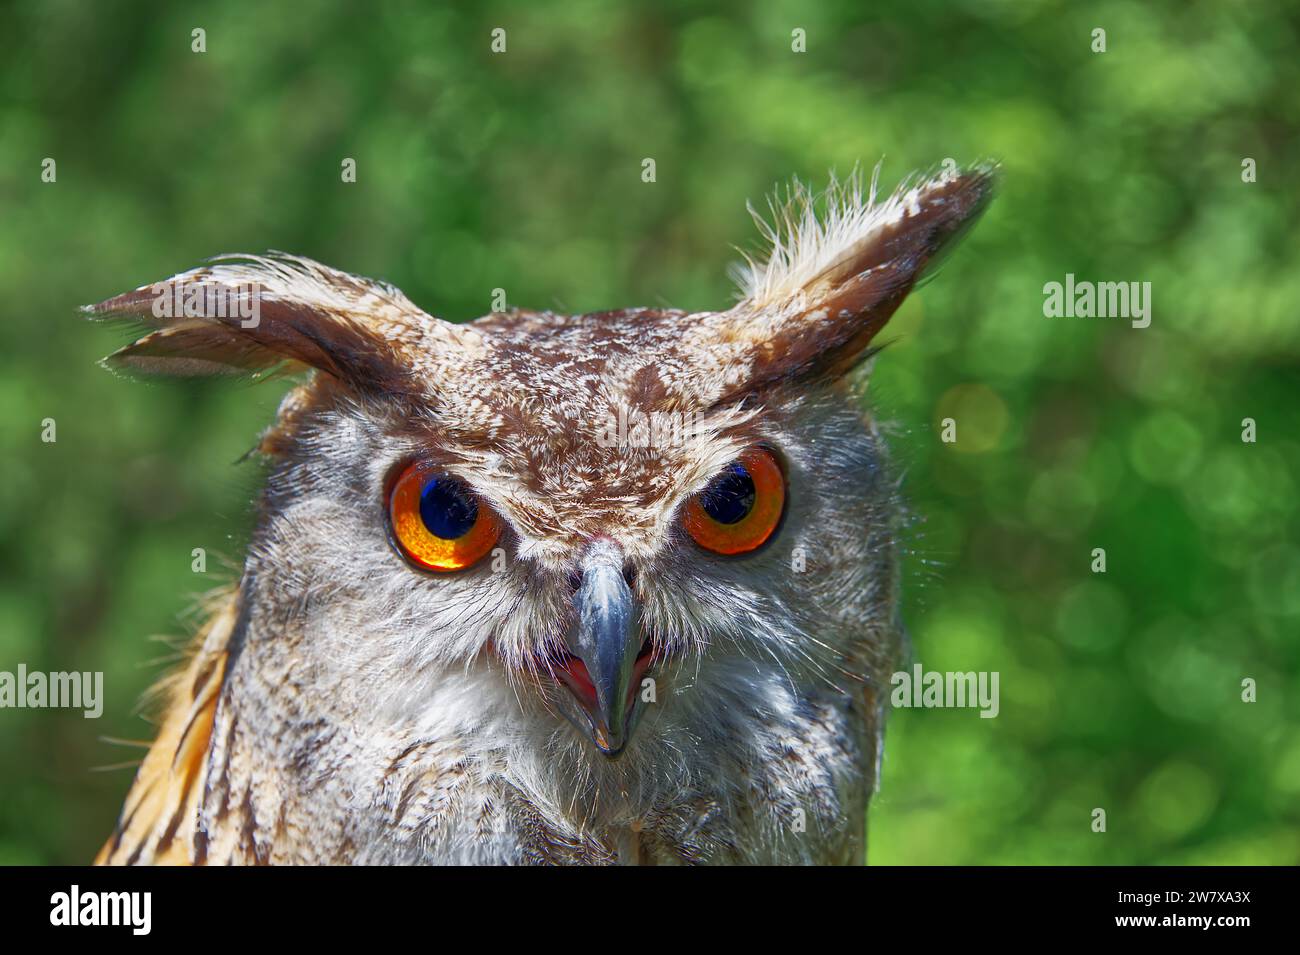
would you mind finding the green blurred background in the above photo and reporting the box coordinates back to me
[1,0,1297,864]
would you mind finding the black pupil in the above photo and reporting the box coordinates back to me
[419,476,478,539]
[701,463,756,525]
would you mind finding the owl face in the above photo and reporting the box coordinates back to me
[88,165,993,782]
[240,339,893,763]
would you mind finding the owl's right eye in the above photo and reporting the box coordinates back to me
[387,463,500,572]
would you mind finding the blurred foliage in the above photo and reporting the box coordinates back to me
[1,0,1297,864]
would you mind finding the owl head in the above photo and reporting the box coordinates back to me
[87,166,993,815]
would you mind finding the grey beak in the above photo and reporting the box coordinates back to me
[564,541,642,757]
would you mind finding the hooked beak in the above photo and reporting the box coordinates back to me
[555,541,648,758]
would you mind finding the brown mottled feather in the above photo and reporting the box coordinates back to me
[95,597,235,866]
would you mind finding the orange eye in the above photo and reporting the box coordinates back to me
[683,448,785,555]
[388,462,500,572]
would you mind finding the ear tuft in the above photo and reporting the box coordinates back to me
[703,161,997,395]
[732,162,997,311]
[84,253,481,392]
[102,321,294,378]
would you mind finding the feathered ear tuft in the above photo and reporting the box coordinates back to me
[84,253,481,393]
[701,162,997,398]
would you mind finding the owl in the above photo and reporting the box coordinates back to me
[90,164,993,865]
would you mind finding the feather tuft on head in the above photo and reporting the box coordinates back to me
[730,161,998,313]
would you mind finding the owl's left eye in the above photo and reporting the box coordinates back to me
[388,462,500,572]
[683,447,785,555]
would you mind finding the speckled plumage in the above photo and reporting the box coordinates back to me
[91,164,994,865]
